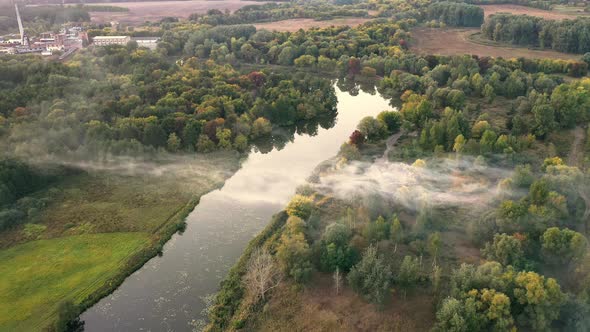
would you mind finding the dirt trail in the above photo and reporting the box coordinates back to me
[379,131,404,162]
[567,126,585,166]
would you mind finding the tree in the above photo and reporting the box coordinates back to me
[541,227,588,265]
[453,134,466,153]
[390,216,404,253]
[334,267,343,295]
[286,195,314,220]
[481,233,524,267]
[349,129,365,146]
[251,117,272,138]
[243,248,282,301]
[377,111,402,133]
[54,301,84,332]
[397,255,420,297]
[347,245,392,306]
[513,271,565,331]
[276,232,312,283]
[483,84,495,103]
[363,215,390,243]
[434,298,468,332]
[533,104,556,137]
[428,232,442,264]
[166,133,181,152]
[357,116,387,142]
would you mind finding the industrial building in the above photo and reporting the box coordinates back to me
[92,36,131,46]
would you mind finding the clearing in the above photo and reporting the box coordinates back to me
[480,4,588,20]
[253,18,373,32]
[0,233,149,331]
[86,0,264,24]
[410,28,580,61]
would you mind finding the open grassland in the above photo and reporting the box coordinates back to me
[410,28,580,61]
[480,4,588,20]
[0,152,240,330]
[87,0,263,24]
[0,233,150,331]
[253,18,373,32]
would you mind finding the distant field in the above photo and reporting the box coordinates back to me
[87,0,265,24]
[411,28,580,61]
[480,4,588,20]
[0,233,149,331]
[254,18,372,32]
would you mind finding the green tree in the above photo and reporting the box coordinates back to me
[357,116,387,142]
[377,111,402,133]
[481,233,524,267]
[347,245,393,306]
[166,133,181,152]
[397,255,420,297]
[541,227,588,265]
[390,216,404,253]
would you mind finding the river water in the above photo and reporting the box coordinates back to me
[81,84,393,331]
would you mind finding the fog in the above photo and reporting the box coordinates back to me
[314,157,515,211]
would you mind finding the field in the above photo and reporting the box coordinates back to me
[0,152,240,330]
[480,4,585,20]
[0,233,149,331]
[410,28,580,61]
[253,18,373,32]
[86,0,263,24]
[248,275,434,331]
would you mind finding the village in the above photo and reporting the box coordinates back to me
[0,3,159,59]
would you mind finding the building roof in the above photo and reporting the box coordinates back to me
[132,37,160,41]
[93,36,129,40]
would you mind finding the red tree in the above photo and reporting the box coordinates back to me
[349,130,365,146]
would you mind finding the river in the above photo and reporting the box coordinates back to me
[81,84,394,331]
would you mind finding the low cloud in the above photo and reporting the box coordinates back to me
[314,157,514,211]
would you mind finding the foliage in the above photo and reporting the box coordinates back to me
[285,195,314,220]
[426,2,484,27]
[347,245,392,306]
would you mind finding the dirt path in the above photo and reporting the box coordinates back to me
[568,126,585,166]
[379,131,404,162]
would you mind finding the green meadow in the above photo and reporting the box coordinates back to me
[0,233,149,331]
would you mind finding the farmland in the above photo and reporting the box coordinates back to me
[253,17,373,32]
[86,0,264,24]
[410,28,581,61]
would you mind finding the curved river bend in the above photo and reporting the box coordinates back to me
[81,85,393,331]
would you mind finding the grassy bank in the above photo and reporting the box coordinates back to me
[0,152,241,331]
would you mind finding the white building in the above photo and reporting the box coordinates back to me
[93,36,131,46]
[132,37,160,50]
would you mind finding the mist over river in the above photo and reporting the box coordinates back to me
[81,84,394,331]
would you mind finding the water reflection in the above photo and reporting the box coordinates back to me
[81,83,394,332]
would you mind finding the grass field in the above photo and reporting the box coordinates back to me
[0,152,240,330]
[253,18,373,32]
[410,28,580,61]
[86,0,263,24]
[0,233,150,331]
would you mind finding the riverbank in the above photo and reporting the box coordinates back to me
[0,152,241,331]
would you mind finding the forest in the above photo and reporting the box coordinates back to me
[426,2,484,27]
[482,13,590,54]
